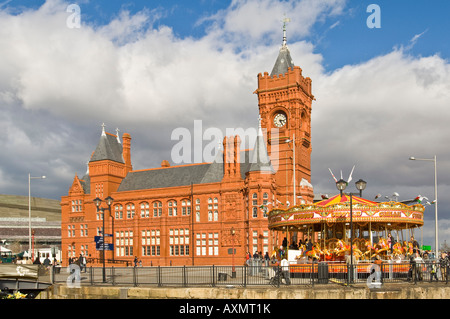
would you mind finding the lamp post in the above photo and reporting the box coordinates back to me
[94,196,114,283]
[285,134,296,205]
[28,174,46,260]
[409,156,438,257]
[231,227,236,278]
[335,178,367,284]
[355,179,367,197]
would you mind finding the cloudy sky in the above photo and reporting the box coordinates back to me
[1,0,449,249]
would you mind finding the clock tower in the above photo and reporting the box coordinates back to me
[254,21,314,205]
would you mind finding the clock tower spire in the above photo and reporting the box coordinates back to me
[254,20,314,204]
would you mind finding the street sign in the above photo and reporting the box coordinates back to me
[96,242,114,251]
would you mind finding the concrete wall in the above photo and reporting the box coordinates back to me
[37,283,450,299]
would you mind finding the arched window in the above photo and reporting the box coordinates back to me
[168,200,177,216]
[181,199,191,215]
[140,202,149,218]
[153,201,162,217]
[114,204,123,219]
[126,203,135,219]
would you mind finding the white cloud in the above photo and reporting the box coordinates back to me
[1,0,450,248]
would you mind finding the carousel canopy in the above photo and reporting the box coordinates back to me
[268,194,425,231]
[315,194,377,207]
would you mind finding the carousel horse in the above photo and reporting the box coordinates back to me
[373,238,389,257]
[322,248,333,261]
[351,244,363,260]
[363,240,374,259]
[392,242,404,257]
[305,244,322,261]
[334,239,349,257]
[402,241,413,256]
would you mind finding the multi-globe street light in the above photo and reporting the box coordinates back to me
[335,178,367,284]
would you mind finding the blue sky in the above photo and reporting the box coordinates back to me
[5,0,450,71]
[1,0,450,249]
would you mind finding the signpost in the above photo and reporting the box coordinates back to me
[94,236,114,251]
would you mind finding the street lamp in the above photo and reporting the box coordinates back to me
[28,174,46,261]
[285,134,296,205]
[231,227,236,278]
[335,178,367,284]
[355,179,367,197]
[94,196,114,282]
[336,179,347,196]
[409,156,438,257]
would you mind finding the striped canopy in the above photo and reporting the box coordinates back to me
[315,194,377,207]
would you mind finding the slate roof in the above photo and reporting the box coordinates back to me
[270,45,295,77]
[80,174,90,194]
[90,132,124,164]
[116,144,273,192]
[248,127,275,174]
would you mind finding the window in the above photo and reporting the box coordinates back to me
[181,200,191,215]
[252,193,258,218]
[140,202,149,218]
[68,225,75,237]
[80,224,88,237]
[168,200,177,216]
[195,199,200,222]
[153,201,162,217]
[169,228,189,256]
[95,183,104,198]
[115,204,123,219]
[126,203,135,219]
[116,230,133,257]
[141,229,160,256]
[71,199,83,213]
[196,232,218,256]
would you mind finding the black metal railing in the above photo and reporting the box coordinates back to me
[52,261,449,288]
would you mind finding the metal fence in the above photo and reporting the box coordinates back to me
[52,260,449,288]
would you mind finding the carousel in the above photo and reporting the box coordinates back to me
[268,180,425,263]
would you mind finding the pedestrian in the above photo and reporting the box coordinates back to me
[439,252,448,281]
[43,256,51,266]
[264,252,270,267]
[33,256,41,264]
[387,233,394,254]
[410,236,420,254]
[280,257,291,285]
[134,256,138,267]
[79,254,87,272]
[430,260,438,282]
[414,252,423,281]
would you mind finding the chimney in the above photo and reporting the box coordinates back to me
[122,133,132,173]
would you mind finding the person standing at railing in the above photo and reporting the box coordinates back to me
[439,252,448,281]
[429,260,438,282]
[281,258,290,285]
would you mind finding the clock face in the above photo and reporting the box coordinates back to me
[273,113,287,128]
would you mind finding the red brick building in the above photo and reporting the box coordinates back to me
[61,35,314,266]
